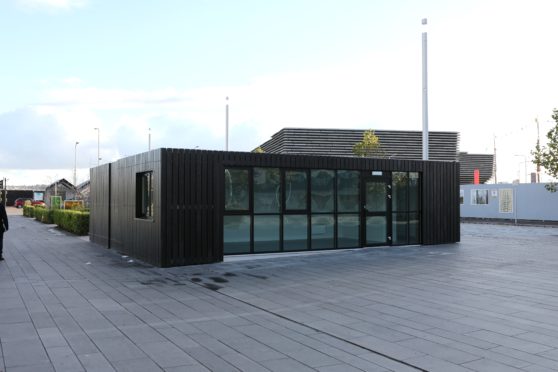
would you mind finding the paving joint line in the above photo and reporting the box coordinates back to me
[190,281,428,372]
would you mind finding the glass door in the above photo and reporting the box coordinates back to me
[362,174,391,246]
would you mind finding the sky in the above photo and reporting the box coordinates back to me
[1,0,557,186]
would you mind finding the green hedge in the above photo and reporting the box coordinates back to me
[34,207,54,224]
[23,205,35,217]
[53,209,90,236]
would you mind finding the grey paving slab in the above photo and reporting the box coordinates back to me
[92,336,148,362]
[76,353,115,372]
[2,338,50,368]
[111,357,163,372]
[46,345,84,372]
[5,217,558,371]
[138,341,198,368]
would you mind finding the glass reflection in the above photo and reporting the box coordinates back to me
[254,168,281,213]
[284,215,308,251]
[365,182,386,212]
[392,213,408,245]
[338,215,359,248]
[224,216,250,254]
[409,172,420,211]
[285,171,307,210]
[254,215,280,252]
[224,169,249,210]
[311,170,334,213]
[311,214,335,249]
[366,216,386,245]
[337,171,359,212]
[392,172,408,211]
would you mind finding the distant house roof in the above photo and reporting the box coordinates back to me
[77,180,90,191]
[257,128,494,184]
[45,178,76,191]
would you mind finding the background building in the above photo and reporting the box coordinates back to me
[258,128,494,184]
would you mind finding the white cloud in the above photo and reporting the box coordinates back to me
[17,0,87,11]
[62,77,83,85]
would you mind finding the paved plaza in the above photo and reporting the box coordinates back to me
[2,213,558,371]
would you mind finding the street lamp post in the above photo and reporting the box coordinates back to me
[421,18,429,161]
[74,141,79,186]
[94,127,100,166]
[225,97,229,151]
[514,154,528,183]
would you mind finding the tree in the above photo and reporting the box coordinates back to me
[252,146,265,153]
[352,130,386,158]
[532,108,558,192]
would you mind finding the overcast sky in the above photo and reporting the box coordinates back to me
[1,0,557,185]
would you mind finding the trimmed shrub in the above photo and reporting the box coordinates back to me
[23,206,35,218]
[53,209,90,236]
[34,207,54,224]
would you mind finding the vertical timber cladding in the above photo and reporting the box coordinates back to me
[108,150,163,266]
[160,149,223,266]
[89,163,111,246]
[421,160,461,244]
[156,149,459,267]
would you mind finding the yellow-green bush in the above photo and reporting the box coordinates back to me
[53,209,90,236]
[23,205,35,217]
[34,207,54,224]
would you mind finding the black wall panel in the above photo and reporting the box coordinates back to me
[91,148,460,267]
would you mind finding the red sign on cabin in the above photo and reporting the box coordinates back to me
[473,169,480,184]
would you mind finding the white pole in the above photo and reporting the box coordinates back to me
[74,141,79,186]
[226,97,229,151]
[148,128,151,151]
[94,127,100,166]
[422,18,429,161]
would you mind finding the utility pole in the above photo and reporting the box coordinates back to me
[148,128,151,151]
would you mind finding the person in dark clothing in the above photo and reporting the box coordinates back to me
[0,202,8,261]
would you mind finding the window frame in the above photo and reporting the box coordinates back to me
[135,171,154,220]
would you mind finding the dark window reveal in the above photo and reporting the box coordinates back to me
[136,171,153,219]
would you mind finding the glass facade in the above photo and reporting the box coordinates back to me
[285,171,307,210]
[225,169,249,211]
[391,171,421,245]
[284,215,308,251]
[311,170,334,213]
[254,168,281,213]
[338,215,359,248]
[337,171,359,212]
[254,215,280,252]
[223,167,421,254]
[223,216,250,254]
[311,214,334,249]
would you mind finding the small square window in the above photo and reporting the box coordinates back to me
[136,171,153,218]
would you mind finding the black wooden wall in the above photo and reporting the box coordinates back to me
[90,148,460,267]
[90,150,163,266]
[90,164,111,246]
